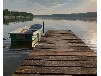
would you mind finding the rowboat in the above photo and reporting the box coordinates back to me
[9,24,43,49]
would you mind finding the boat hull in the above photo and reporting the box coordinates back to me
[9,28,42,49]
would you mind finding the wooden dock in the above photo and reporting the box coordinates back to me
[13,30,97,76]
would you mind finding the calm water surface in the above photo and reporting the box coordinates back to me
[3,18,97,76]
[3,18,97,51]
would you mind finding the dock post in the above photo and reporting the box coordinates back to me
[43,21,44,33]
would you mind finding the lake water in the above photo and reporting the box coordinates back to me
[3,18,97,76]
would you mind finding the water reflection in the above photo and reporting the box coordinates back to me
[3,18,33,25]
[3,17,97,51]
[3,17,97,25]
[33,17,97,22]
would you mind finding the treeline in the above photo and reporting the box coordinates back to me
[33,12,97,18]
[52,12,97,18]
[3,9,34,25]
[3,9,33,18]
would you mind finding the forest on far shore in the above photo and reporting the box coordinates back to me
[3,9,33,18]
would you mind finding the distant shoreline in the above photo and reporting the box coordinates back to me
[3,10,97,25]
[33,12,97,18]
[3,9,33,19]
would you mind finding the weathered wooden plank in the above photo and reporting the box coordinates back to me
[21,60,96,68]
[13,74,73,76]
[13,74,96,76]
[13,74,41,76]
[29,51,96,56]
[26,56,97,61]
[15,66,96,74]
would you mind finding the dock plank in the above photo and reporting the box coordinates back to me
[28,51,96,56]
[26,55,97,61]
[21,60,96,68]
[15,66,96,74]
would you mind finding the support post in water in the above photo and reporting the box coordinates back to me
[43,21,44,33]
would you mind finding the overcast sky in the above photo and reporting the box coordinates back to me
[3,0,97,15]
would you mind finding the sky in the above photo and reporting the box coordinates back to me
[3,0,97,15]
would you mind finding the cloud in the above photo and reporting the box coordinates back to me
[3,0,27,2]
[3,0,97,15]
[3,0,85,8]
